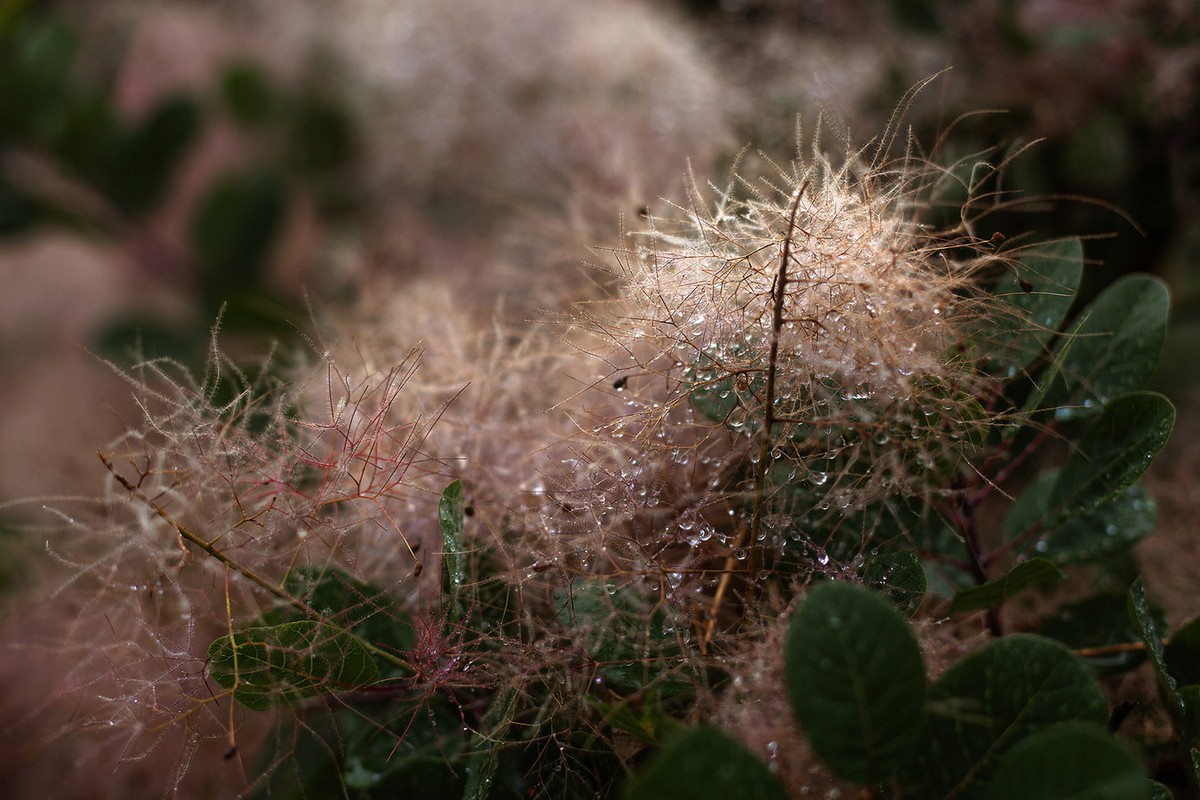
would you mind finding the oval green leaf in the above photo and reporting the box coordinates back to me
[862,551,927,617]
[1039,593,1159,674]
[109,94,202,214]
[950,558,1065,614]
[906,635,1108,798]
[1047,392,1174,522]
[980,722,1145,800]
[785,582,926,784]
[208,620,380,711]
[1005,470,1157,565]
[622,727,786,800]
[190,168,286,284]
[986,238,1083,377]
[1033,274,1169,418]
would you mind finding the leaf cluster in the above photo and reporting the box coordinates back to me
[0,0,362,364]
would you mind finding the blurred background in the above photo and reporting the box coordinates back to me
[0,0,1198,767]
[2,0,1198,498]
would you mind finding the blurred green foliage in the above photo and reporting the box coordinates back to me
[0,0,363,366]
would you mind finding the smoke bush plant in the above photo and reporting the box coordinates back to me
[11,112,1190,799]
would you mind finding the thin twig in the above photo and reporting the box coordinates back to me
[99,449,413,676]
[702,181,808,653]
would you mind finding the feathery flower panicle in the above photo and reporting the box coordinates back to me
[4,340,443,797]
[590,128,997,529]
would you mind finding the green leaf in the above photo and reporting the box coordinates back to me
[844,499,971,596]
[208,620,380,711]
[862,551,926,617]
[286,93,357,177]
[1129,578,1190,727]
[1165,616,1200,687]
[1034,275,1169,418]
[785,582,926,783]
[464,688,518,800]
[980,722,1145,800]
[556,581,688,694]
[336,695,467,797]
[220,62,278,128]
[91,314,204,365]
[1148,780,1174,800]
[589,691,683,745]
[986,238,1083,377]
[266,566,413,671]
[0,172,44,234]
[950,558,1065,614]
[622,727,786,800]
[906,635,1108,798]
[1039,593,1160,674]
[1179,686,1200,745]
[689,373,737,424]
[1047,392,1174,522]
[108,94,202,214]
[190,168,286,288]
[50,92,121,181]
[352,755,462,799]
[0,16,77,134]
[1005,471,1157,565]
[438,480,465,623]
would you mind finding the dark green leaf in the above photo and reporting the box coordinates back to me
[689,374,737,424]
[839,499,971,596]
[208,620,380,711]
[887,0,944,34]
[220,62,278,128]
[1165,616,1200,687]
[950,558,1065,614]
[1179,686,1200,745]
[622,727,786,800]
[0,172,44,234]
[190,168,286,288]
[1005,470,1157,565]
[980,722,1145,800]
[589,691,683,745]
[557,581,688,694]
[1129,578,1189,726]
[266,566,413,668]
[1039,593,1160,674]
[109,95,202,214]
[351,755,462,799]
[50,92,121,181]
[906,635,1108,798]
[463,688,518,800]
[1047,392,1174,522]
[438,480,465,623]
[91,315,203,365]
[1033,275,1169,418]
[1148,780,1174,800]
[0,17,77,135]
[785,582,925,783]
[286,95,357,177]
[986,238,1083,377]
[862,551,926,617]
